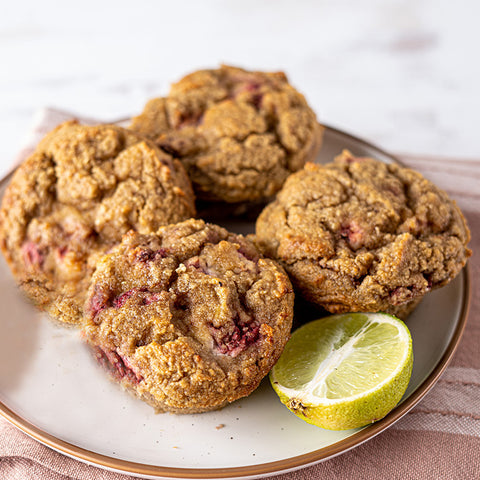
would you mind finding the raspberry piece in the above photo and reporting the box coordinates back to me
[113,288,139,308]
[143,292,162,305]
[340,220,365,250]
[88,285,111,320]
[94,346,143,384]
[214,323,261,358]
[22,241,44,267]
[135,248,168,263]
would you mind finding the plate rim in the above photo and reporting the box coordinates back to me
[0,124,472,479]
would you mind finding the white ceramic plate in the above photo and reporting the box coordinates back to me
[0,126,470,480]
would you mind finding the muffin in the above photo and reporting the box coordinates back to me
[130,64,323,204]
[0,121,196,325]
[255,150,471,318]
[82,219,294,413]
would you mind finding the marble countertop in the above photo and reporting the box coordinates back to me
[1,0,479,180]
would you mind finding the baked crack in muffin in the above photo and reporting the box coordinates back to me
[82,219,294,413]
[255,150,471,318]
[0,121,196,325]
[130,65,323,203]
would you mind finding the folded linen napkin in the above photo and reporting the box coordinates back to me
[0,108,478,480]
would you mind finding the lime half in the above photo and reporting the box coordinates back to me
[270,312,413,430]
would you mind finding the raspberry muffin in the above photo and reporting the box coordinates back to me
[130,65,323,204]
[82,219,294,413]
[255,150,471,318]
[0,121,195,325]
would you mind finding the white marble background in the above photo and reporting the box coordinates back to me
[1,0,479,179]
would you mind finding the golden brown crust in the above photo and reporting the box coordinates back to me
[0,121,196,325]
[82,219,294,413]
[255,150,471,318]
[130,65,323,203]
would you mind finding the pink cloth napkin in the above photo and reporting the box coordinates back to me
[1,109,479,480]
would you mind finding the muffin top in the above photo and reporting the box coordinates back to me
[130,65,323,203]
[255,150,471,315]
[83,219,294,413]
[0,121,195,324]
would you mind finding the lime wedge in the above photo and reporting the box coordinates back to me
[270,312,413,430]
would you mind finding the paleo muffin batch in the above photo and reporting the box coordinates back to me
[255,150,471,318]
[130,65,323,203]
[0,121,196,325]
[83,220,294,413]
[0,65,472,414]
